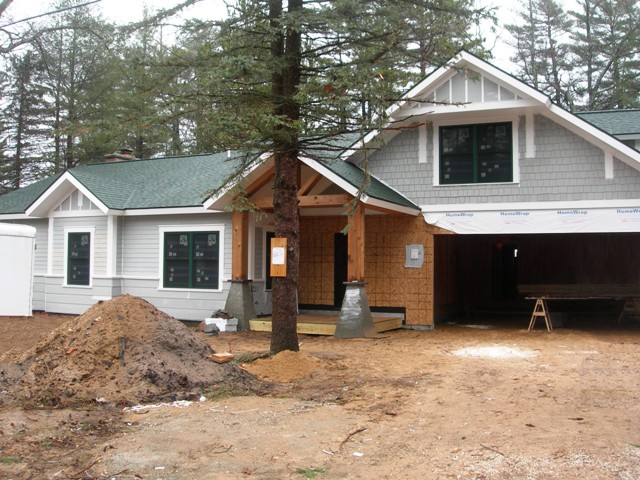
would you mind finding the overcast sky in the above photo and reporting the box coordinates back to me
[4,0,580,71]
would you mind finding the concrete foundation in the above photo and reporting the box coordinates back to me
[224,280,256,332]
[335,282,375,338]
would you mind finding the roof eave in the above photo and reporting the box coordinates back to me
[25,172,110,217]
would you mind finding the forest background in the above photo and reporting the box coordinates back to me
[0,0,638,193]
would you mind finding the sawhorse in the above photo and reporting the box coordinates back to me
[528,298,553,332]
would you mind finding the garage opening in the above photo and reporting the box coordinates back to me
[434,233,640,326]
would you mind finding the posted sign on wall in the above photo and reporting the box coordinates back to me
[270,237,287,277]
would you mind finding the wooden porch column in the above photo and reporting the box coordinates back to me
[336,202,374,338]
[225,210,255,331]
[231,210,249,280]
[347,202,365,282]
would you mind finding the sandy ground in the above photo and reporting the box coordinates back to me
[1,310,640,479]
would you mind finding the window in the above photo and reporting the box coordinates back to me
[67,232,91,286]
[440,122,513,184]
[163,231,220,289]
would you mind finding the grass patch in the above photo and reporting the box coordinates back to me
[0,455,20,464]
[296,467,327,478]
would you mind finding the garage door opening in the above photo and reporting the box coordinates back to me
[434,232,640,326]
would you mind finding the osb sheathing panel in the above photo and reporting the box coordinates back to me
[299,215,440,327]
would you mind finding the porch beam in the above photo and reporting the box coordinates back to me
[347,202,365,282]
[299,194,353,208]
[231,210,249,279]
[252,193,353,210]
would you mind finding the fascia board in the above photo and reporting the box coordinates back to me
[547,105,640,170]
[0,213,31,220]
[203,153,272,211]
[123,206,224,216]
[299,156,360,197]
[300,156,419,215]
[26,172,109,217]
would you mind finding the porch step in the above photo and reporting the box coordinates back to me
[249,314,402,336]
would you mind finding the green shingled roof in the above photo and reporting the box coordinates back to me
[68,152,240,210]
[0,173,62,214]
[577,109,640,136]
[0,148,418,215]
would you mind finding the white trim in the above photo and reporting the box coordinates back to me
[52,209,106,218]
[525,113,535,158]
[63,226,95,288]
[299,156,419,214]
[203,153,271,210]
[432,115,520,186]
[47,217,54,275]
[123,206,221,216]
[106,215,118,277]
[0,214,34,220]
[158,224,225,292]
[604,150,614,179]
[420,198,640,213]
[418,124,427,164]
[26,172,109,217]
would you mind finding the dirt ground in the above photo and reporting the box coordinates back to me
[1,304,640,479]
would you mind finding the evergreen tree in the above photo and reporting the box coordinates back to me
[195,0,489,353]
[0,50,51,191]
[506,0,573,109]
[571,0,640,110]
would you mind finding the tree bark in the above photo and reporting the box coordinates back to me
[269,0,303,353]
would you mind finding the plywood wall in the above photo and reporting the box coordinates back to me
[299,215,445,327]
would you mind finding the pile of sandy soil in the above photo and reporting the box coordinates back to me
[0,295,253,407]
[243,350,328,382]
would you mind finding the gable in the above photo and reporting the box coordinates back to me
[413,68,522,109]
[54,190,102,215]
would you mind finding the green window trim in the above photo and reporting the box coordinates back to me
[67,232,91,286]
[440,122,513,185]
[163,231,220,289]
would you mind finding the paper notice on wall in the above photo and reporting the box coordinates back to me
[272,247,285,265]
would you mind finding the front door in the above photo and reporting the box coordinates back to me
[334,233,348,307]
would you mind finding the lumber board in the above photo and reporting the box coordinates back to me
[249,314,402,336]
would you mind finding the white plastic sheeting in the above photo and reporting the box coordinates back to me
[424,207,640,234]
[0,223,36,316]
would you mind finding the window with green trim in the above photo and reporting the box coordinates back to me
[67,232,91,286]
[164,231,220,289]
[440,122,513,184]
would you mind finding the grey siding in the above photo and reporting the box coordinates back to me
[367,114,640,206]
[118,213,233,321]
[33,275,45,311]
[44,276,120,315]
[52,216,108,277]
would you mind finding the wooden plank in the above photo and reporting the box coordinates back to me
[231,211,249,279]
[249,314,402,335]
[347,202,365,282]
[298,194,352,208]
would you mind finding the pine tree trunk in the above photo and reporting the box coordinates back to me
[269,0,302,353]
[270,151,300,353]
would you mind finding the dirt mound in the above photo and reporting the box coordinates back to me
[0,295,253,407]
[244,350,327,382]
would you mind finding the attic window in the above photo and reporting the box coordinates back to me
[440,122,513,184]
